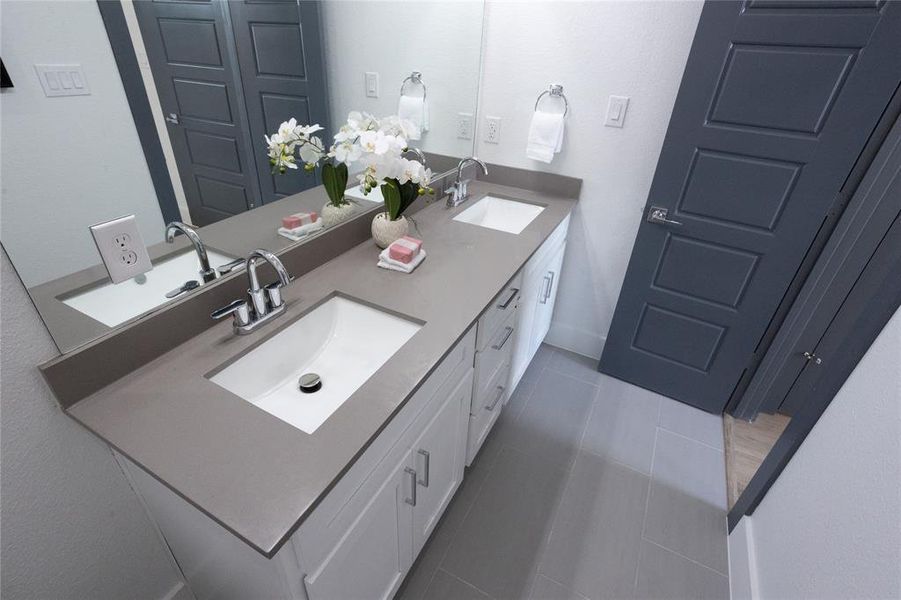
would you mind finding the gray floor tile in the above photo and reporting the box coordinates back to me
[547,348,603,386]
[442,447,571,600]
[658,399,724,450]
[423,569,493,600]
[501,368,596,470]
[530,575,589,600]
[581,376,662,474]
[635,540,729,600]
[644,430,728,574]
[540,455,649,600]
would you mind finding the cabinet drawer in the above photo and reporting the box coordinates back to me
[476,270,523,352]
[467,362,510,465]
[473,310,516,403]
[292,325,476,573]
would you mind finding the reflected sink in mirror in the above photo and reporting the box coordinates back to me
[61,250,235,327]
[453,195,545,234]
[210,295,422,434]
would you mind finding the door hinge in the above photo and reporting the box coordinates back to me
[802,351,822,365]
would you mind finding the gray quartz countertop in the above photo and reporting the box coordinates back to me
[67,181,576,557]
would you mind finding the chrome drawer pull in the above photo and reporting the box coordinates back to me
[404,467,417,506]
[417,449,430,488]
[486,385,505,411]
[492,326,515,350]
[498,287,519,310]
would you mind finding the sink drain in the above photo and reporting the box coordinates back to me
[298,373,322,394]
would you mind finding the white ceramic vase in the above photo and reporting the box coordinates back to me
[371,213,409,249]
[321,202,356,228]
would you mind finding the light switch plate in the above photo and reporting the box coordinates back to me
[90,215,153,284]
[605,95,630,128]
[364,71,379,98]
[35,64,90,97]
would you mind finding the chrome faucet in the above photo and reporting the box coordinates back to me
[402,147,427,166]
[165,221,216,283]
[211,249,292,334]
[446,157,488,208]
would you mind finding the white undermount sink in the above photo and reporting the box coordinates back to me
[210,295,422,434]
[61,249,235,327]
[343,183,385,204]
[453,195,545,234]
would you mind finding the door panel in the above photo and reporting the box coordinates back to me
[228,0,330,202]
[134,0,262,225]
[412,370,472,556]
[600,0,901,413]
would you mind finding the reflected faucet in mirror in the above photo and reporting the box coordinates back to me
[447,157,489,208]
[165,222,216,283]
[212,249,293,335]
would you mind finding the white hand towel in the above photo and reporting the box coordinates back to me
[377,247,427,273]
[398,94,428,141]
[526,110,565,164]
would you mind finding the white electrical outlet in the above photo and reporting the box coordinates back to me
[364,72,379,98]
[484,116,501,144]
[457,113,473,139]
[90,215,153,284]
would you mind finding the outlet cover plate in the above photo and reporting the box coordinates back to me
[484,116,501,144]
[90,215,152,284]
[364,71,379,98]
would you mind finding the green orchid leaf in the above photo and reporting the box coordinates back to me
[381,180,402,220]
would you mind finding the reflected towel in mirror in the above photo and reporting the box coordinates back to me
[398,94,429,141]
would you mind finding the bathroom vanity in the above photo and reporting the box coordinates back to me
[44,177,576,600]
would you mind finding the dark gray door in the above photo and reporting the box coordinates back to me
[599,0,901,413]
[134,0,262,225]
[228,0,330,203]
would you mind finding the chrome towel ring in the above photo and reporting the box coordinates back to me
[400,71,427,100]
[534,83,568,116]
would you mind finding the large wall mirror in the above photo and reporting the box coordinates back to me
[0,0,485,353]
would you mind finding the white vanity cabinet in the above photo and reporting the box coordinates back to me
[510,215,570,390]
[121,326,476,600]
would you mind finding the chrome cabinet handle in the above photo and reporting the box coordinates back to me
[539,273,552,304]
[492,326,515,350]
[647,206,682,226]
[404,467,417,506]
[498,287,519,309]
[417,450,430,488]
[544,271,556,303]
[486,385,505,411]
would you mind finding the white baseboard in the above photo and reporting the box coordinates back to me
[728,517,759,600]
[545,321,606,360]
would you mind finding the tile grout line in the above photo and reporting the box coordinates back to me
[524,379,600,599]
[437,568,498,600]
[634,398,663,592]
[641,537,730,579]
[535,573,591,600]
[427,348,555,598]
[656,424,726,454]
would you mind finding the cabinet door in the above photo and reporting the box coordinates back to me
[510,264,542,388]
[530,243,566,357]
[303,456,414,600]
[411,370,473,555]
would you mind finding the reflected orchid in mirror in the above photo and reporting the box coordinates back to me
[266,111,434,220]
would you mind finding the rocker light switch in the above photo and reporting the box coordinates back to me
[605,95,630,128]
[365,72,379,98]
[35,64,91,97]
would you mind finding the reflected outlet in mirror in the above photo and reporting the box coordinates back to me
[453,195,545,234]
[61,250,235,327]
[210,295,422,434]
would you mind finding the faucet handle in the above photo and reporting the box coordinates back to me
[217,258,244,275]
[264,282,284,309]
[211,299,251,328]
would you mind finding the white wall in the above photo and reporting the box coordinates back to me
[321,0,483,159]
[0,0,166,288]
[475,0,703,358]
[0,249,187,600]
[729,306,901,600]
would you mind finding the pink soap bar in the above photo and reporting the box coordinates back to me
[389,236,423,264]
[281,211,318,229]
